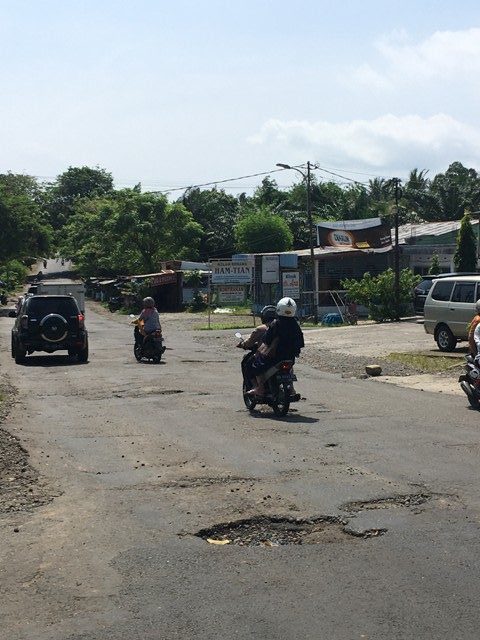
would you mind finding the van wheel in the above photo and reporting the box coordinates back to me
[436,325,456,352]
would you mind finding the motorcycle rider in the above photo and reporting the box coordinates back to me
[248,297,304,397]
[237,305,277,387]
[135,296,162,345]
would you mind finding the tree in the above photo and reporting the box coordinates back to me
[429,162,480,221]
[234,206,293,253]
[454,212,477,272]
[181,187,239,259]
[59,190,203,276]
[428,252,441,275]
[0,172,41,199]
[342,268,421,322]
[44,165,114,229]
[0,186,52,264]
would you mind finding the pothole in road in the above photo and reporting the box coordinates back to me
[195,515,387,546]
[342,493,431,513]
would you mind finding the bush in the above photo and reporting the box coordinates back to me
[342,268,421,322]
[0,260,29,291]
[187,291,208,312]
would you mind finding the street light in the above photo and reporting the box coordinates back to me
[276,161,318,324]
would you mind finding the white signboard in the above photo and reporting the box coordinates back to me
[262,255,279,283]
[282,271,300,299]
[217,286,246,304]
[210,260,252,284]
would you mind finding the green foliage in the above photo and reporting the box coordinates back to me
[187,291,208,311]
[58,190,203,277]
[183,270,203,288]
[181,187,238,259]
[0,260,29,290]
[428,252,441,275]
[0,181,52,264]
[234,206,293,253]
[429,162,480,221]
[342,268,421,322]
[44,165,114,230]
[454,212,477,272]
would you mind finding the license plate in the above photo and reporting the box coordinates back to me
[277,374,293,381]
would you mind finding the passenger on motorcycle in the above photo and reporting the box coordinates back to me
[135,296,162,344]
[247,297,304,397]
[237,305,277,385]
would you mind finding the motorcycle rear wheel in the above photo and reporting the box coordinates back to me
[461,381,480,408]
[133,343,143,362]
[272,382,290,417]
[242,381,257,411]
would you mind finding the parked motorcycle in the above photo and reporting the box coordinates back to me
[459,355,480,408]
[130,316,165,364]
[108,296,123,312]
[235,332,299,417]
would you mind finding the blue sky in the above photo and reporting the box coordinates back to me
[2,0,480,193]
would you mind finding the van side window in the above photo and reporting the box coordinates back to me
[431,281,454,301]
[451,282,475,303]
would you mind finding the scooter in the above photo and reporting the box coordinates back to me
[130,316,165,364]
[235,332,299,417]
[459,355,480,408]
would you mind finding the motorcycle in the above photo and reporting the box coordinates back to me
[235,332,299,417]
[130,316,165,364]
[108,296,123,312]
[459,355,480,408]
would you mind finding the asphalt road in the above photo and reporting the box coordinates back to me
[1,304,480,640]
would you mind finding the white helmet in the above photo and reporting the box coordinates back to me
[476,299,480,313]
[276,297,297,317]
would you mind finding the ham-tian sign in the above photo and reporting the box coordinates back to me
[210,260,253,284]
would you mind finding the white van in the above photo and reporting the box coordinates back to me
[424,275,480,351]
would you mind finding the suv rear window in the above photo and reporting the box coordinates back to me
[431,281,454,302]
[451,282,476,303]
[26,297,79,317]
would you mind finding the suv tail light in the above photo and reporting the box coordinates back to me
[20,314,29,329]
[279,361,293,372]
[78,314,85,329]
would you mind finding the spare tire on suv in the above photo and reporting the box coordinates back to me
[40,314,69,342]
[11,294,89,363]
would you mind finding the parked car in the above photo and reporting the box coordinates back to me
[413,272,478,314]
[10,295,88,364]
[423,275,480,351]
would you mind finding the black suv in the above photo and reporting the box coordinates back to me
[11,295,88,364]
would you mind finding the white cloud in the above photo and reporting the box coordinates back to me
[354,27,480,86]
[248,114,480,173]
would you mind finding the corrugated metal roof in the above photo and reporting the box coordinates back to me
[396,221,466,243]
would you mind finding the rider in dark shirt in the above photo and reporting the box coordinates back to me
[248,297,304,396]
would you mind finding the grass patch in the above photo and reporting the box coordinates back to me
[386,352,463,373]
[198,319,257,331]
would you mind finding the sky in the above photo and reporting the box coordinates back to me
[2,0,480,194]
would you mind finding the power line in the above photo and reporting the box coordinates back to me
[149,167,288,195]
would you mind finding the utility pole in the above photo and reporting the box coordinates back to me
[306,161,318,324]
[276,161,319,324]
[394,178,401,321]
